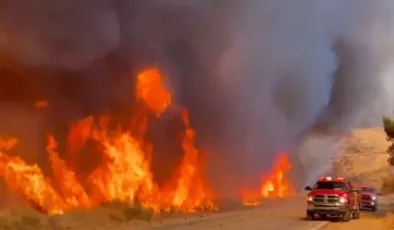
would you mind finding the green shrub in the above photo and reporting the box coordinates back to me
[383,117,394,140]
[383,117,394,166]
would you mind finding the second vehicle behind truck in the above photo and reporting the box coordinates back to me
[358,185,379,212]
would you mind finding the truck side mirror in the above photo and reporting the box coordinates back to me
[304,186,312,191]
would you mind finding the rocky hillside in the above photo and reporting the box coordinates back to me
[334,128,394,192]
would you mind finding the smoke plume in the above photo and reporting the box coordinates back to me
[0,0,394,197]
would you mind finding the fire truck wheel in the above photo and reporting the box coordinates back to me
[306,211,315,220]
[341,211,351,222]
[352,211,360,219]
[371,207,377,212]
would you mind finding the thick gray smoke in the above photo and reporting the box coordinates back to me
[0,0,394,197]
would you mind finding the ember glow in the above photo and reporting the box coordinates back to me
[0,68,215,215]
[35,100,49,109]
[242,153,295,206]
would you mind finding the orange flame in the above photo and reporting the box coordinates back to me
[159,109,216,211]
[0,68,215,215]
[242,153,295,206]
[136,68,172,116]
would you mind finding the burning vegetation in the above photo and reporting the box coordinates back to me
[242,154,295,206]
[0,68,216,215]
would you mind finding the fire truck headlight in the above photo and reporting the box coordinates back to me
[339,197,348,203]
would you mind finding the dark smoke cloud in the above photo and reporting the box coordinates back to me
[0,0,120,69]
[0,0,393,197]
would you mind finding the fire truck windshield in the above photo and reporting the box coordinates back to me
[313,181,347,191]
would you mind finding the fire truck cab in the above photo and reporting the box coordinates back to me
[304,176,360,222]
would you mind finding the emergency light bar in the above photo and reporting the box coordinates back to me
[319,176,345,181]
[319,176,332,181]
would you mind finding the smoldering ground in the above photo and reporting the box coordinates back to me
[0,0,393,198]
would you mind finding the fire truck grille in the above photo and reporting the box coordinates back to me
[361,195,371,200]
[313,194,339,204]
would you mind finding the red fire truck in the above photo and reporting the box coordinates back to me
[304,176,361,222]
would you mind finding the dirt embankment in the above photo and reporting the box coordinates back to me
[334,128,394,192]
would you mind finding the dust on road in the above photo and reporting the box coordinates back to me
[323,195,394,230]
[323,212,392,230]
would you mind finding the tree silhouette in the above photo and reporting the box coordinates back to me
[383,117,394,166]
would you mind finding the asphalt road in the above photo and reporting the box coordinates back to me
[146,196,394,230]
[135,197,329,230]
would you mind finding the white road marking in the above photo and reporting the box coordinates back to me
[308,221,329,230]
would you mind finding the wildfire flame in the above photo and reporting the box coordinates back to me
[0,68,215,215]
[242,153,295,206]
